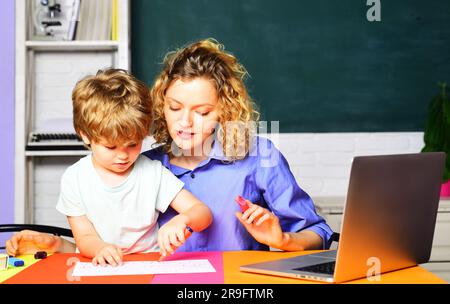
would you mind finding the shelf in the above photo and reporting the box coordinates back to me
[25,150,90,157]
[25,40,119,51]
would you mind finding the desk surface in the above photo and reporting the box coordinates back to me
[1,250,446,284]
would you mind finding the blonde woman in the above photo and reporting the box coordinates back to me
[145,39,332,252]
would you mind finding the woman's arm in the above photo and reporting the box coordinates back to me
[235,199,323,251]
[240,137,333,251]
[276,230,324,251]
[6,229,76,256]
[59,237,77,252]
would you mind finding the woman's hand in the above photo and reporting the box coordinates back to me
[6,230,63,256]
[92,243,123,267]
[235,200,285,249]
[157,214,192,259]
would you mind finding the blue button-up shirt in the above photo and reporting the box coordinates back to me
[143,136,333,251]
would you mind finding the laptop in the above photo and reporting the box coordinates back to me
[240,152,446,283]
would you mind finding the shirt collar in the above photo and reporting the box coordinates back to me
[208,139,229,162]
[161,139,232,177]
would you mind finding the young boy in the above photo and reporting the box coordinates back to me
[9,69,212,266]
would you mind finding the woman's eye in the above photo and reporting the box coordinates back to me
[197,111,210,116]
[169,107,181,111]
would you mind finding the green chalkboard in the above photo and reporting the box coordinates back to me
[131,0,450,132]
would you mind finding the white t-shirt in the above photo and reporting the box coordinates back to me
[56,154,184,254]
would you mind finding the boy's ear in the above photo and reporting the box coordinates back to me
[79,132,91,145]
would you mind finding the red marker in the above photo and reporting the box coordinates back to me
[235,195,249,212]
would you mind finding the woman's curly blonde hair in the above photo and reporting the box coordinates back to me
[151,38,260,161]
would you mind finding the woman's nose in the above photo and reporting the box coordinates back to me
[179,110,193,128]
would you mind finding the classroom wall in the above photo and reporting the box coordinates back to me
[0,0,15,244]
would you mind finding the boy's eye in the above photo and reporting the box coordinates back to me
[128,143,137,148]
[105,146,116,150]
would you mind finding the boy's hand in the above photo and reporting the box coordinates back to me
[6,230,62,256]
[93,243,123,267]
[158,215,192,260]
[235,200,284,248]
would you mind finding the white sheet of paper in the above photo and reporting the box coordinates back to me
[72,259,216,277]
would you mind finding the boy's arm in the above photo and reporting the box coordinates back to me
[169,189,213,232]
[67,216,123,266]
[158,189,212,258]
[67,215,110,258]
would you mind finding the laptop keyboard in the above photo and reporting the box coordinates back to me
[293,261,336,275]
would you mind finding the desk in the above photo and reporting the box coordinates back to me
[1,251,446,284]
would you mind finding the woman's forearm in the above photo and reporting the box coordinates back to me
[273,230,324,251]
[58,237,77,253]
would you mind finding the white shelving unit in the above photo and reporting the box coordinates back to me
[25,40,120,51]
[15,0,130,225]
[25,151,91,157]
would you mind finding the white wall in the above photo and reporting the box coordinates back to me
[269,132,424,197]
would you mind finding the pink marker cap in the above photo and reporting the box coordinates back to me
[235,195,249,212]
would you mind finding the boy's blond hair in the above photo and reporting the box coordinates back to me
[151,38,260,161]
[72,68,152,144]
